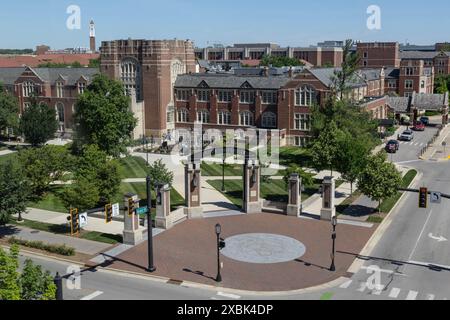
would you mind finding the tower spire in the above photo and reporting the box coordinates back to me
[89,19,96,53]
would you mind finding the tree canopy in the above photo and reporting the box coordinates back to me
[260,55,305,68]
[19,101,58,146]
[0,86,19,133]
[73,74,137,157]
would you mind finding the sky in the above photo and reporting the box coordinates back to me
[1,0,450,50]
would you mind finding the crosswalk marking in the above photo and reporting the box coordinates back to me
[389,288,401,299]
[81,290,103,300]
[340,280,353,289]
[406,291,418,300]
[217,292,241,299]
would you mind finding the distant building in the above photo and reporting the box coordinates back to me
[90,20,96,53]
[35,45,50,55]
[357,42,401,68]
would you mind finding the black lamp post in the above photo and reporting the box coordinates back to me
[215,223,222,283]
[330,216,337,272]
[146,176,156,273]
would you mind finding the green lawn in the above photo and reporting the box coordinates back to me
[201,162,243,177]
[118,156,149,179]
[0,152,17,165]
[28,186,67,213]
[379,169,418,214]
[279,146,313,167]
[207,179,321,209]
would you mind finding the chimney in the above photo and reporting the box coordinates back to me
[288,67,293,78]
[263,66,269,77]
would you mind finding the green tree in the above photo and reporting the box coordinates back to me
[61,177,100,211]
[75,145,121,204]
[310,121,343,174]
[0,161,31,224]
[19,259,56,300]
[0,85,19,133]
[435,75,449,94]
[147,159,174,187]
[260,55,305,67]
[73,74,137,157]
[357,152,402,212]
[0,245,20,300]
[331,39,361,100]
[19,101,58,146]
[88,58,100,68]
[283,164,315,187]
[17,145,74,197]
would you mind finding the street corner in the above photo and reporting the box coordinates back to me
[104,213,377,292]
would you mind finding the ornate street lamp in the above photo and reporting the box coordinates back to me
[330,216,338,272]
[215,223,222,283]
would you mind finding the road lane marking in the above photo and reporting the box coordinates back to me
[360,266,407,276]
[339,280,353,289]
[406,291,418,300]
[217,292,241,299]
[408,209,433,261]
[426,294,435,300]
[81,290,103,300]
[372,286,385,295]
[389,288,401,299]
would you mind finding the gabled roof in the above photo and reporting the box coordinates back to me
[0,67,26,85]
[308,67,381,89]
[412,92,449,110]
[0,67,98,85]
[399,51,450,60]
[387,96,410,113]
[174,73,291,90]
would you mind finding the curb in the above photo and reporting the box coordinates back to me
[347,168,421,274]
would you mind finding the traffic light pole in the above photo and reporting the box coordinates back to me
[399,188,450,199]
[146,176,156,273]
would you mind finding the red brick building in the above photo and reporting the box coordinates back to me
[0,66,98,136]
[357,42,401,68]
[100,39,197,139]
[174,68,388,147]
[398,60,435,97]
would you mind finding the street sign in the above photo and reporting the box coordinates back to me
[79,213,88,228]
[430,192,442,204]
[112,203,120,217]
[135,206,149,215]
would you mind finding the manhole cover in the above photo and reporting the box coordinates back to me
[221,233,306,264]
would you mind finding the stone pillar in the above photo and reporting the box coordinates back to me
[243,159,262,214]
[184,162,203,219]
[320,177,336,221]
[287,174,302,217]
[155,184,172,229]
[123,193,143,245]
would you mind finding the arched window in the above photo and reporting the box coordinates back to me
[197,110,210,124]
[56,103,65,123]
[218,111,232,125]
[262,112,277,128]
[295,85,316,106]
[56,82,64,98]
[177,109,189,123]
[239,111,254,126]
[23,81,35,97]
[120,58,142,100]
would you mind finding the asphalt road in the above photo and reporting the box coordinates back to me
[11,123,449,301]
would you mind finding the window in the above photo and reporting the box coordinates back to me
[56,82,64,98]
[295,86,316,106]
[56,103,65,123]
[294,113,311,131]
[177,109,189,123]
[22,81,35,97]
[239,111,254,126]
[218,90,233,103]
[218,111,232,125]
[121,59,141,99]
[78,82,86,94]
[405,67,414,76]
[262,112,277,128]
[294,136,311,147]
[261,91,277,104]
[239,91,255,104]
[388,80,397,88]
[197,110,210,123]
[363,61,368,67]
[23,102,31,109]
[176,89,191,101]
[197,90,210,102]
[421,80,425,89]
[405,80,414,89]
[404,92,413,98]
[363,52,368,58]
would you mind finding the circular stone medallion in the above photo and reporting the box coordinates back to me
[220,233,306,264]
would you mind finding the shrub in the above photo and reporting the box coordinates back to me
[8,237,75,256]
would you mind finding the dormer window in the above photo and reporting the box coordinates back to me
[56,82,64,98]
[23,81,35,97]
[78,82,86,94]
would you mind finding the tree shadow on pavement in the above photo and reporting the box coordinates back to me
[339,251,450,272]
[182,268,216,281]
[295,259,331,271]
[0,225,21,238]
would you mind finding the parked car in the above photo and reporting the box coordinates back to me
[420,116,430,126]
[413,121,425,131]
[385,140,400,153]
[398,130,414,141]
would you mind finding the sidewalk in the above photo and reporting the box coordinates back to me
[421,124,450,161]
[0,225,112,255]
[0,149,16,156]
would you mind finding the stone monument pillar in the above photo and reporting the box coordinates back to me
[184,162,203,219]
[155,183,172,229]
[287,173,302,217]
[320,177,336,221]
[123,193,143,245]
[243,159,262,213]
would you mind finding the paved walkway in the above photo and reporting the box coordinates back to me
[422,124,450,162]
[16,208,124,235]
[0,225,112,255]
[0,149,16,156]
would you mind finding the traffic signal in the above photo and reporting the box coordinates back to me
[70,208,79,235]
[128,198,136,216]
[105,204,113,224]
[419,187,428,208]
